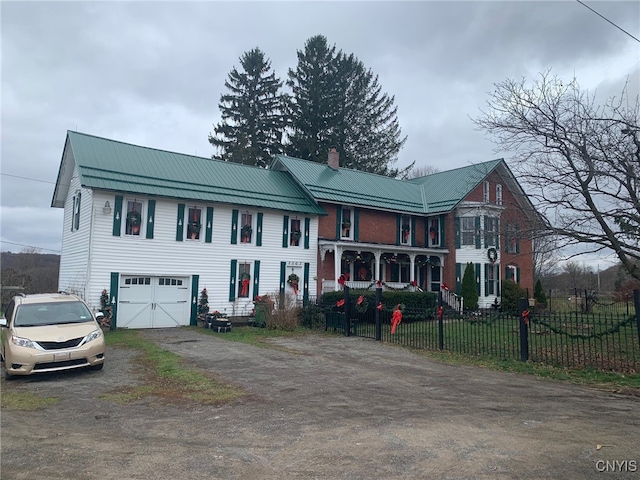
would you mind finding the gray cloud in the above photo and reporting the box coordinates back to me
[2,0,638,259]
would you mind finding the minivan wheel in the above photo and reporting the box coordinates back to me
[90,363,104,371]
[4,367,13,380]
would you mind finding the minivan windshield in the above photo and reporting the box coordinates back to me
[14,302,94,327]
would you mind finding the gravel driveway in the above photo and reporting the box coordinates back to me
[1,328,639,479]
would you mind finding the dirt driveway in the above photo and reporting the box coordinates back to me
[1,328,639,479]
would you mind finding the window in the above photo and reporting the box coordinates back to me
[461,217,476,246]
[483,181,490,203]
[496,184,503,206]
[186,207,202,240]
[124,277,151,285]
[125,199,143,236]
[240,212,253,243]
[159,277,182,286]
[486,264,497,295]
[72,193,81,231]
[290,218,302,246]
[400,215,411,245]
[429,218,440,246]
[238,262,251,297]
[504,223,520,253]
[506,265,519,283]
[341,207,352,239]
[485,217,499,247]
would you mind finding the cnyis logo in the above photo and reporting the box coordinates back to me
[595,460,637,472]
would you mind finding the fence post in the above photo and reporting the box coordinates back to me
[634,289,640,354]
[344,285,351,337]
[438,290,444,350]
[518,297,529,362]
[375,287,382,341]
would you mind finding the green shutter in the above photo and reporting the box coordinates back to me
[146,200,156,239]
[455,263,462,294]
[231,209,238,244]
[176,203,185,241]
[304,218,310,249]
[411,216,416,246]
[190,275,199,326]
[440,215,445,247]
[475,216,481,249]
[253,260,260,297]
[75,193,81,230]
[475,263,481,296]
[454,217,460,248]
[303,262,310,303]
[205,207,213,243]
[282,215,289,248]
[279,261,286,294]
[354,208,360,241]
[396,214,401,245]
[109,272,119,329]
[515,225,521,254]
[112,195,123,236]
[229,260,237,301]
[256,212,263,246]
[336,206,342,239]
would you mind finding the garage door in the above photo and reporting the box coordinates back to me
[118,276,190,329]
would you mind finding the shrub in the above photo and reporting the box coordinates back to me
[534,279,547,307]
[501,279,527,313]
[460,262,478,310]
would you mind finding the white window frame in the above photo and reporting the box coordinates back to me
[289,217,302,247]
[340,207,353,240]
[124,199,144,237]
[400,214,411,245]
[486,263,498,295]
[496,184,503,206]
[461,217,475,246]
[483,181,490,203]
[185,206,203,241]
[72,193,81,231]
[237,261,253,298]
[240,211,254,244]
[485,217,499,247]
[429,218,440,246]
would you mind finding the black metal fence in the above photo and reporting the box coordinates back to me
[303,289,640,373]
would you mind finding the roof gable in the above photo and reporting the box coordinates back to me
[53,131,326,215]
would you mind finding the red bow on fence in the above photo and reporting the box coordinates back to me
[522,309,530,326]
[437,306,444,319]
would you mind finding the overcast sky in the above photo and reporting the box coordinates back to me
[2,0,639,270]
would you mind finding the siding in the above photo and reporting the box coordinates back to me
[82,191,318,316]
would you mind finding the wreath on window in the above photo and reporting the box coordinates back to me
[241,224,253,240]
[126,211,141,227]
[487,247,498,263]
[287,273,300,295]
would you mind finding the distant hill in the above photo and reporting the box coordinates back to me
[1,251,60,307]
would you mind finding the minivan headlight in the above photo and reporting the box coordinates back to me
[84,329,102,343]
[11,335,36,349]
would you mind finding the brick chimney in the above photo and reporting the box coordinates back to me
[327,147,339,170]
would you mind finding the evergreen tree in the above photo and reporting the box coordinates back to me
[534,279,547,306]
[209,48,287,167]
[287,35,408,176]
[460,262,479,310]
[198,288,209,318]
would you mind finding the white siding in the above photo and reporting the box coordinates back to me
[82,192,318,320]
[58,164,92,299]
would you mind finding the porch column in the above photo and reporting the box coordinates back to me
[373,250,381,282]
[334,244,342,291]
[409,253,416,284]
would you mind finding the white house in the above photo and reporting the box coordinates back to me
[51,131,325,328]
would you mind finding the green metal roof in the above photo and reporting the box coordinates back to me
[273,154,505,214]
[60,131,326,215]
[408,159,504,213]
[273,155,426,213]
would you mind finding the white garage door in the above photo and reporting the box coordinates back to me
[118,276,190,329]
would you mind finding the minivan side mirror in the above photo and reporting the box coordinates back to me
[95,312,104,320]
[0,318,7,327]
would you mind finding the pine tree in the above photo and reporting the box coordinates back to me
[534,279,547,306]
[460,262,479,310]
[287,35,408,176]
[198,288,209,318]
[209,48,287,167]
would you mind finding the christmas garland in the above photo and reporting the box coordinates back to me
[287,273,300,295]
[487,247,498,263]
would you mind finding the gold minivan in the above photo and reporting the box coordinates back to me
[0,293,106,380]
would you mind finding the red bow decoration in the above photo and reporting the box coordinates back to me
[357,295,364,305]
[291,280,298,295]
[376,280,382,288]
[441,283,449,291]
[338,275,346,286]
[437,306,444,319]
[522,309,530,325]
[240,278,250,297]
[376,302,383,311]
[410,280,417,287]
[336,299,345,307]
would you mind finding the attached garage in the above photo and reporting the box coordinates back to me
[117,275,191,329]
